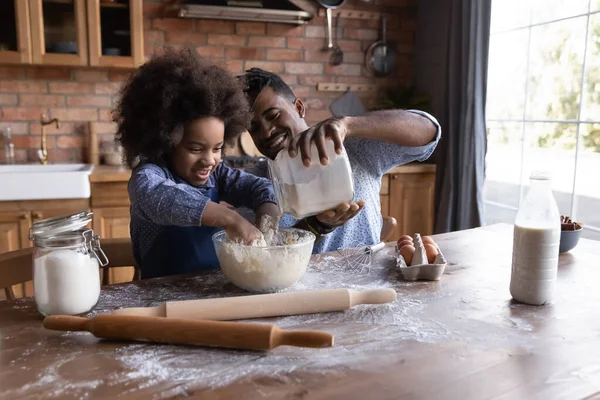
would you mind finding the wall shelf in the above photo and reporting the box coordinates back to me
[317,82,379,93]
[317,9,381,20]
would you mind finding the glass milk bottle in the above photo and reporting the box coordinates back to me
[510,172,561,305]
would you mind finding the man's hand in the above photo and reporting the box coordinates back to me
[315,200,365,228]
[289,118,347,167]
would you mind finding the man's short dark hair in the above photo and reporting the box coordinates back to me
[243,67,296,104]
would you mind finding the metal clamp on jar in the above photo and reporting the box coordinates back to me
[29,211,109,316]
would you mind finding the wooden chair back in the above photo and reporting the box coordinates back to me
[0,238,137,301]
[381,216,398,243]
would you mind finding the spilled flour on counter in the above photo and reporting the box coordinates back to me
[2,248,459,399]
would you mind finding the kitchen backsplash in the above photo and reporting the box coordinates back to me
[0,0,416,164]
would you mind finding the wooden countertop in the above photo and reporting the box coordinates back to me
[1,224,599,399]
[89,165,131,183]
[386,163,436,175]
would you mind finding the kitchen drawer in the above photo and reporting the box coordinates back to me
[91,182,130,208]
[389,172,435,238]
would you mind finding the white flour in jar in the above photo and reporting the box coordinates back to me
[282,169,353,218]
[270,140,354,218]
[34,250,101,316]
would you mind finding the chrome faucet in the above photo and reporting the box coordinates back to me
[39,113,60,165]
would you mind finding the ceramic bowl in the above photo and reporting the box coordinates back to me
[104,152,123,166]
[213,228,315,293]
[50,42,77,54]
[559,228,582,253]
[102,47,121,56]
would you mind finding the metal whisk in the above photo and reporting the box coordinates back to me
[337,242,386,272]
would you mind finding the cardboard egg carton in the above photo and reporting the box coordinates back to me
[396,233,447,281]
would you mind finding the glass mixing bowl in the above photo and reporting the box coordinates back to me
[213,228,315,293]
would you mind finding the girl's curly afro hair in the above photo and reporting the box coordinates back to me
[113,47,250,168]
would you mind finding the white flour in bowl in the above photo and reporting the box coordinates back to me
[214,227,315,293]
[33,250,101,316]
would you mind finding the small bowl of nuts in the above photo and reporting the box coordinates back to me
[560,215,583,253]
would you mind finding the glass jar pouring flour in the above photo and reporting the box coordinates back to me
[30,211,109,316]
[268,140,355,219]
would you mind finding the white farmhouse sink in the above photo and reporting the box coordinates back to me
[0,164,94,201]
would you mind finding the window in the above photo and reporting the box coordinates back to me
[485,0,600,241]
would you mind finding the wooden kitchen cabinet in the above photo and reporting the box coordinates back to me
[91,181,133,285]
[0,189,134,298]
[92,206,133,285]
[0,211,30,254]
[29,0,88,66]
[87,0,144,68]
[380,165,436,242]
[0,199,89,299]
[0,211,32,298]
[0,0,33,64]
[2,0,143,67]
[92,207,130,239]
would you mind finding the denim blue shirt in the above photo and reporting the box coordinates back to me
[128,162,276,279]
[238,110,441,253]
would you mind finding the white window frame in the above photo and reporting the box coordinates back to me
[485,3,600,235]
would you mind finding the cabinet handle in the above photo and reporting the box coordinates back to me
[19,213,29,220]
[33,212,43,220]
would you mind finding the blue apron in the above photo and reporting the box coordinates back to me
[141,187,221,279]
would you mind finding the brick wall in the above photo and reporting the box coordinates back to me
[0,0,417,164]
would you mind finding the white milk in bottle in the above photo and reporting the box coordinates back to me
[510,172,560,305]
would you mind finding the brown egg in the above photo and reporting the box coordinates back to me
[398,235,413,243]
[399,245,415,265]
[422,236,437,248]
[424,244,439,264]
[397,239,413,251]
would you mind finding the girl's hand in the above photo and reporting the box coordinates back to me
[225,215,264,244]
[289,118,347,167]
[254,202,281,227]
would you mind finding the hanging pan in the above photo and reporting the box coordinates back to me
[365,15,397,77]
[316,0,347,65]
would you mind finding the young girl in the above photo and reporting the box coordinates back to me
[113,48,279,279]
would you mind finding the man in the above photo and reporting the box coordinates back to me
[241,68,441,253]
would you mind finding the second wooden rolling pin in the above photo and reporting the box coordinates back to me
[112,288,397,321]
[44,314,333,351]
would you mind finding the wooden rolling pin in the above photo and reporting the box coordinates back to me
[112,288,397,320]
[43,314,333,351]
